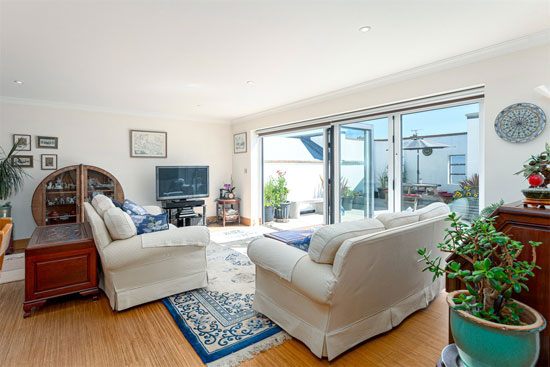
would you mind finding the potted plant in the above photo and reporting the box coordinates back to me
[377,166,388,200]
[418,213,546,367]
[223,182,236,199]
[1,142,29,218]
[515,142,550,206]
[272,171,290,222]
[352,190,365,210]
[263,177,276,223]
[340,177,354,211]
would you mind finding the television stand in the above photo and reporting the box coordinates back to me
[161,199,206,227]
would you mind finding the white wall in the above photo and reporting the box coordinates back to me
[1,102,232,239]
[232,44,550,220]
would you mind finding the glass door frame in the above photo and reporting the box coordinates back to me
[259,127,331,226]
[332,114,394,222]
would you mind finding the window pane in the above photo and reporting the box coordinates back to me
[450,155,466,165]
[450,166,466,175]
[401,103,480,220]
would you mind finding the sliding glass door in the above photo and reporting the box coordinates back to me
[262,128,328,229]
[337,117,389,222]
[260,97,482,227]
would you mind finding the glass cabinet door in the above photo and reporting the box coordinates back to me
[86,168,116,203]
[44,168,79,226]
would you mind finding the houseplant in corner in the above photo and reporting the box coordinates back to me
[273,170,290,222]
[263,176,276,223]
[1,142,29,218]
[419,213,545,367]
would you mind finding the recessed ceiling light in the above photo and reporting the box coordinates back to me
[359,26,372,33]
[13,80,23,84]
[246,80,254,85]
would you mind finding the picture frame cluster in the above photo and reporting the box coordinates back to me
[12,134,59,170]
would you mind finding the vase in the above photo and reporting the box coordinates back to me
[448,290,546,367]
[0,206,11,218]
[341,197,353,211]
[264,205,274,223]
[274,201,290,222]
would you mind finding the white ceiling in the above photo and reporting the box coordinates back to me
[1,0,549,123]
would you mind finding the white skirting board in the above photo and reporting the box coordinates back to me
[0,253,25,284]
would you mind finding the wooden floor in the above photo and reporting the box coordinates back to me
[0,280,447,367]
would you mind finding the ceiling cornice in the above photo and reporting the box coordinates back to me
[0,96,230,125]
[232,29,550,125]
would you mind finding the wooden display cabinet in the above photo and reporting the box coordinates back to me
[32,164,124,226]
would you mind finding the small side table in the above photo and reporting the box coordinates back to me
[24,222,99,318]
[216,198,241,226]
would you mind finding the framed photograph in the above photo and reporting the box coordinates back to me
[37,136,58,149]
[130,130,167,158]
[234,132,247,154]
[11,155,33,168]
[41,154,57,170]
[13,134,31,151]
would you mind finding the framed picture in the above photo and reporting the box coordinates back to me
[11,155,33,168]
[130,130,167,158]
[41,154,57,170]
[37,136,58,149]
[13,134,31,151]
[234,132,247,154]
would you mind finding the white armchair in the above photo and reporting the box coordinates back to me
[83,199,209,311]
[248,203,450,360]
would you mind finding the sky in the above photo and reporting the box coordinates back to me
[369,102,479,140]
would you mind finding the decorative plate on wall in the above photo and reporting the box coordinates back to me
[494,103,546,143]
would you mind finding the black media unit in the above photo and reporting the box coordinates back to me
[161,199,206,227]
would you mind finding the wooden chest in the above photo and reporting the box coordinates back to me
[24,222,99,317]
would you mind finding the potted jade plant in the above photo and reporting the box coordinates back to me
[263,176,276,223]
[272,171,290,222]
[1,142,29,218]
[419,212,545,367]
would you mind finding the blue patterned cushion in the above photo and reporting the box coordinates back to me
[122,199,148,215]
[112,199,123,209]
[130,213,169,235]
[288,234,312,252]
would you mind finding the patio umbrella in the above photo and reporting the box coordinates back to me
[402,134,451,183]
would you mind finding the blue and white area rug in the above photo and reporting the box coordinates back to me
[163,242,290,366]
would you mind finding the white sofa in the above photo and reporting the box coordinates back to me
[248,202,450,360]
[83,197,209,311]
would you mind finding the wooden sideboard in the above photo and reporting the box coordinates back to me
[446,201,550,366]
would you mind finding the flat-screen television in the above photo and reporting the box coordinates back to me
[156,166,209,201]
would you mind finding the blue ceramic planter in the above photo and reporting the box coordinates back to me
[448,291,546,367]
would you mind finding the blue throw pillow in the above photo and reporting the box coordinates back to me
[112,199,123,209]
[130,213,169,235]
[123,199,148,215]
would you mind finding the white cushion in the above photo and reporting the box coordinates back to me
[91,194,115,218]
[376,211,419,229]
[308,219,385,264]
[415,202,450,221]
[103,207,137,240]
